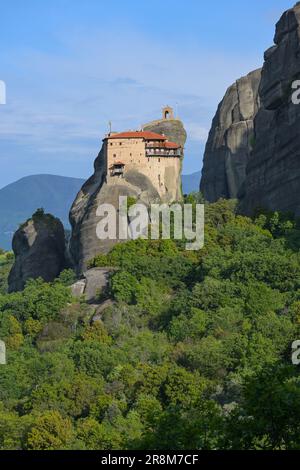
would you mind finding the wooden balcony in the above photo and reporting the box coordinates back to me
[146,148,182,157]
[110,162,125,176]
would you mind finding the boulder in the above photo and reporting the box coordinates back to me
[70,279,86,298]
[83,267,114,302]
[70,267,114,302]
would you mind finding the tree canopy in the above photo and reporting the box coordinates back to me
[1,197,300,449]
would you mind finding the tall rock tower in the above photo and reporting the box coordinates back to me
[69,108,187,273]
[241,3,300,215]
[8,211,66,292]
[200,69,261,202]
[201,3,300,216]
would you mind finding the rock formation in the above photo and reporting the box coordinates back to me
[70,267,115,303]
[201,3,300,216]
[69,147,160,273]
[200,69,261,202]
[241,3,300,215]
[143,117,187,149]
[69,113,186,273]
[8,210,66,292]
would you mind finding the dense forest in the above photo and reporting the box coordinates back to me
[1,197,300,450]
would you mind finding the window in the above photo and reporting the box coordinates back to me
[158,158,160,162]
[120,142,122,145]
[113,154,116,158]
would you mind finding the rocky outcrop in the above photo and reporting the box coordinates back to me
[241,3,300,215]
[143,118,187,149]
[69,148,161,273]
[70,118,186,273]
[200,69,261,202]
[70,268,115,322]
[8,210,66,292]
[71,267,115,303]
[201,3,300,216]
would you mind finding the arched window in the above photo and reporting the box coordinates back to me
[162,106,174,120]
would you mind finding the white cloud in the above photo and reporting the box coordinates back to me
[0,23,262,182]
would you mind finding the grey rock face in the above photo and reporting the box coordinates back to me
[69,145,162,273]
[8,212,66,292]
[143,118,187,149]
[70,267,114,302]
[200,69,261,202]
[70,279,86,298]
[83,267,114,302]
[241,3,300,215]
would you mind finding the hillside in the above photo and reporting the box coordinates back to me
[1,198,300,449]
[0,175,85,250]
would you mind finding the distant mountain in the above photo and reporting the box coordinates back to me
[182,171,201,195]
[0,175,85,250]
[0,172,201,250]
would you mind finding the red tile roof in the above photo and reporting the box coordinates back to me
[164,141,181,149]
[147,141,181,149]
[106,131,167,141]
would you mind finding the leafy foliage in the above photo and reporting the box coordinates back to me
[1,199,300,449]
[0,251,14,295]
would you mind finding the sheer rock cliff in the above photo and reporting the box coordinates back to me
[200,69,261,202]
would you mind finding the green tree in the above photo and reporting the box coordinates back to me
[26,411,74,450]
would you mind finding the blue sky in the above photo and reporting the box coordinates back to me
[0,0,294,188]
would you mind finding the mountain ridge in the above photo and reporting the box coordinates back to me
[0,174,85,250]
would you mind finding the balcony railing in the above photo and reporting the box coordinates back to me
[110,166,125,176]
[146,149,182,157]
